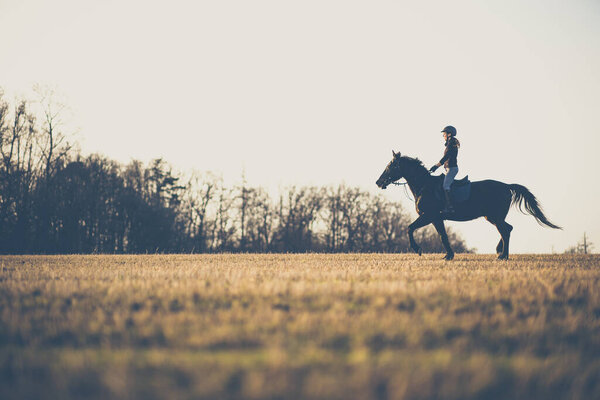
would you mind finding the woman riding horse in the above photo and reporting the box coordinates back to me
[375,145,560,260]
[429,125,460,213]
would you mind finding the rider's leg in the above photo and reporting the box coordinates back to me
[443,190,454,213]
[442,167,459,212]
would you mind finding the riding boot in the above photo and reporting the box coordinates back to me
[443,190,454,213]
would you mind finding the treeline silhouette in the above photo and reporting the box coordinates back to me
[0,90,470,254]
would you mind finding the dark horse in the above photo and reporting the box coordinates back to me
[376,151,561,260]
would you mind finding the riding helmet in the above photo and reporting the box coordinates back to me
[441,125,457,136]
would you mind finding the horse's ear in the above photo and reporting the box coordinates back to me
[392,150,400,158]
[392,150,396,157]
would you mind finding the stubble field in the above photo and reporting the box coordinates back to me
[1,254,599,400]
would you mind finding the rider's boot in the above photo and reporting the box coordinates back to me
[442,190,454,213]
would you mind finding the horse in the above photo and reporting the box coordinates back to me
[375,151,561,260]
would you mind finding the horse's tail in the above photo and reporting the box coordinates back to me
[509,184,561,229]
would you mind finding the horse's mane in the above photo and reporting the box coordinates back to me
[399,156,429,174]
[400,155,424,167]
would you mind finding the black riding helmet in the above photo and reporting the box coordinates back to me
[441,126,457,136]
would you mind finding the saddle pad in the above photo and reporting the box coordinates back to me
[451,182,471,203]
[434,179,472,203]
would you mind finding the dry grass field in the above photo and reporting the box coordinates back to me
[1,254,599,400]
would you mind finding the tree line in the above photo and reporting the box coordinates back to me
[0,89,470,254]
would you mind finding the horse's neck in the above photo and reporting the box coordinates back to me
[404,170,430,198]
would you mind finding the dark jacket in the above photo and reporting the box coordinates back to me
[439,137,459,168]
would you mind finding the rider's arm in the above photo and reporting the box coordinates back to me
[438,150,450,167]
[438,140,457,166]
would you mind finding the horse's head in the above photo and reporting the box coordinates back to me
[376,150,403,189]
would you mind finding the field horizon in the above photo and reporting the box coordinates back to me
[1,253,599,399]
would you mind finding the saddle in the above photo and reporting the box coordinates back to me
[434,174,472,203]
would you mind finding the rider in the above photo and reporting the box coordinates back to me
[429,125,460,213]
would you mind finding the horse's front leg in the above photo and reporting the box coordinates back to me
[432,218,454,260]
[408,214,433,256]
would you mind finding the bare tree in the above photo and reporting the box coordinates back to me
[236,171,250,251]
[243,187,274,252]
[214,185,236,251]
[33,85,72,182]
[324,185,344,251]
[184,171,218,252]
[565,232,594,254]
[0,94,42,251]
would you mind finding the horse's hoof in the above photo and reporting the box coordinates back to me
[418,248,422,256]
[444,254,454,261]
[497,255,509,260]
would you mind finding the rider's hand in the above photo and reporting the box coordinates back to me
[429,165,438,173]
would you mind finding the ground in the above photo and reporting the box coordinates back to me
[1,254,599,399]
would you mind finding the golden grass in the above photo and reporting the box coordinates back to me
[1,254,599,399]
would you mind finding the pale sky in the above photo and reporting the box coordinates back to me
[1,0,599,253]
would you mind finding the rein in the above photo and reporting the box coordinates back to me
[391,180,415,202]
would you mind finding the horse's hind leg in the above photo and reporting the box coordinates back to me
[497,221,513,259]
[495,239,504,255]
[486,217,513,260]
[486,192,512,258]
